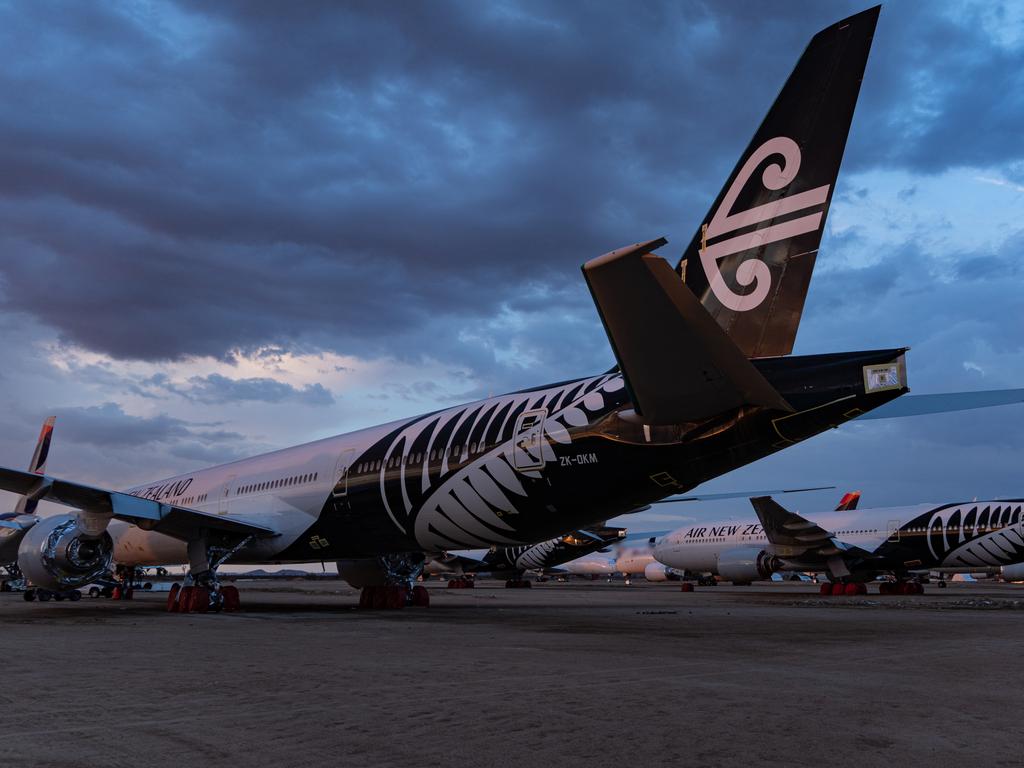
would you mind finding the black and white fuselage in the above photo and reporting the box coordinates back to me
[653,501,1024,579]
[110,352,907,568]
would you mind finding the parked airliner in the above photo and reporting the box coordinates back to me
[654,495,1024,593]
[0,7,986,611]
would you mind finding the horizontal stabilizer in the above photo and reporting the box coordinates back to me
[583,240,792,425]
[855,389,1024,420]
[0,465,276,541]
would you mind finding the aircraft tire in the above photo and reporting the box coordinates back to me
[411,585,430,607]
[221,585,241,612]
[191,587,210,613]
[166,583,181,612]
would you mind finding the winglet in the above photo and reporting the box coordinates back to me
[583,240,791,424]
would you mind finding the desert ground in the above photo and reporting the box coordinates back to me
[2,579,1023,768]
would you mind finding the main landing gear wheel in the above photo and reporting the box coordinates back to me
[220,585,241,612]
[23,589,36,602]
[359,584,431,610]
[879,581,924,596]
[167,583,181,612]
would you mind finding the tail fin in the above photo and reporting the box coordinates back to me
[677,6,879,358]
[834,491,861,511]
[14,416,55,515]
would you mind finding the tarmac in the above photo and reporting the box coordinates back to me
[2,579,1023,768]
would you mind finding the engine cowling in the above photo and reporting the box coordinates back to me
[716,547,779,585]
[644,562,669,582]
[17,514,113,590]
[336,558,388,588]
[1001,563,1024,582]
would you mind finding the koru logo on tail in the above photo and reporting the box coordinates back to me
[700,136,829,312]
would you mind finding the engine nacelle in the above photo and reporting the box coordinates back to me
[644,562,669,582]
[0,514,38,562]
[17,514,113,590]
[336,558,387,588]
[716,547,778,585]
[1001,563,1024,583]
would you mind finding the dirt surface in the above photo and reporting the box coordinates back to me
[2,579,1023,768]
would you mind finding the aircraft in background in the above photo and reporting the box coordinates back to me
[0,416,55,592]
[653,494,1024,594]
[610,491,857,585]
[425,525,627,588]
[0,7,1007,613]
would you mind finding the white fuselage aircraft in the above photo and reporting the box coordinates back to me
[0,8,990,610]
[654,497,1024,590]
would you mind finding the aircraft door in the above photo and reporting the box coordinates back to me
[333,448,356,498]
[886,520,901,543]
[218,474,237,514]
[512,409,548,471]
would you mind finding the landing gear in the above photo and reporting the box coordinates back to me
[359,553,429,610]
[23,587,83,601]
[113,564,136,600]
[938,579,947,588]
[697,575,716,587]
[446,577,475,589]
[166,533,254,614]
[819,582,867,596]
[504,578,532,589]
[878,580,924,596]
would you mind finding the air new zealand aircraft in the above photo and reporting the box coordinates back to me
[0,7,958,610]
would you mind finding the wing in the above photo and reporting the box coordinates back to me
[0,465,276,541]
[749,496,836,556]
[855,389,1024,420]
[650,485,834,504]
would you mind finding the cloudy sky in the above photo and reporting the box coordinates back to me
[0,0,1021,530]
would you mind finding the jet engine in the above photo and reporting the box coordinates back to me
[17,514,113,590]
[337,558,388,588]
[1001,563,1024,582]
[0,514,37,562]
[644,562,669,582]
[716,547,779,585]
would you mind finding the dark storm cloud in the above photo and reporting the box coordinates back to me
[45,402,245,448]
[1,1,1019,375]
[143,372,335,406]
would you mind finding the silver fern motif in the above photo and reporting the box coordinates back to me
[370,373,626,550]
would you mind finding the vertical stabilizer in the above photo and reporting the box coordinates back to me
[678,6,879,357]
[14,416,55,515]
